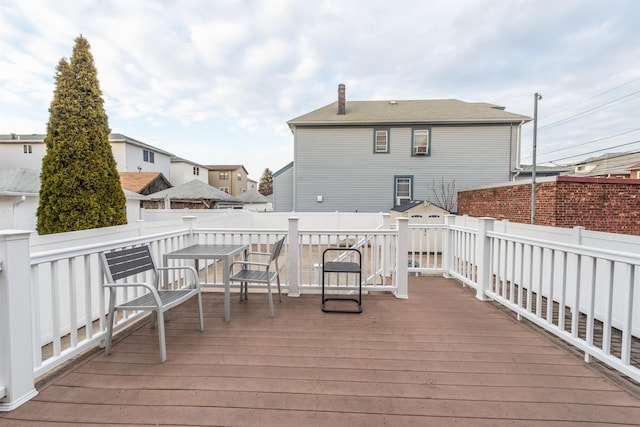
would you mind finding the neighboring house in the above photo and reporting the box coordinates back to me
[570,152,640,178]
[119,172,172,195]
[0,134,47,171]
[247,178,258,192]
[108,133,174,179]
[0,168,39,230]
[390,200,449,224]
[170,156,209,185]
[0,133,176,229]
[630,163,640,179]
[144,179,242,210]
[0,168,146,229]
[236,188,272,211]
[206,165,249,196]
[277,84,531,212]
[273,162,293,212]
[0,133,175,179]
[514,164,573,180]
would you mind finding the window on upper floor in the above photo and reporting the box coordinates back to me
[237,172,242,181]
[143,149,155,163]
[23,144,32,154]
[412,128,430,156]
[373,129,389,153]
[193,167,199,176]
[220,171,229,180]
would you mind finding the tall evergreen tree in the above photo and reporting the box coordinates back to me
[258,168,273,196]
[37,35,126,234]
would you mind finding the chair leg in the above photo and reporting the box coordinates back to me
[266,280,274,318]
[276,273,282,302]
[196,291,204,332]
[156,309,167,363]
[105,292,116,356]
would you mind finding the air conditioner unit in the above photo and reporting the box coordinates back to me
[396,197,410,206]
[414,146,427,154]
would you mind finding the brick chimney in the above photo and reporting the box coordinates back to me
[338,83,346,115]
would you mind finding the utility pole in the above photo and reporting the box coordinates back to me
[531,92,542,224]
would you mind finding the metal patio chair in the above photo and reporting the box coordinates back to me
[229,237,285,318]
[100,245,204,362]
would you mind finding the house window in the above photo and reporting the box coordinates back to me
[394,176,413,207]
[373,129,389,153]
[220,187,229,193]
[23,144,32,154]
[412,128,430,156]
[237,172,242,181]
[143,149,155,163]
[219,172,229,180]
[193,167,199,176]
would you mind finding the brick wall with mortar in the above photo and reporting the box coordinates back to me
[457,176,640,236]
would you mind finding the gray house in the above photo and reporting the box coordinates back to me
[274,84,531,212]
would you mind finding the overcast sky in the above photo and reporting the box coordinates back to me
[2,0,640,179]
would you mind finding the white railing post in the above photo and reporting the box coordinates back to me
[381,213,391,277]
[476,217,494,301]
[443,215,456,278]
[0,231,38,411]
[287,217,300,297]
[182,215,198,245]
[395,217,409,299]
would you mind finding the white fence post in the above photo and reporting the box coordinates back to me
[476,217,494,301]
[287,217,300,297]
[395,217,409,299]
[0,231,38,411]
[443,215,456,278]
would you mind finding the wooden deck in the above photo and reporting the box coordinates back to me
[2,275,640,426]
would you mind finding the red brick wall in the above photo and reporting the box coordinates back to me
[457,176,640,236]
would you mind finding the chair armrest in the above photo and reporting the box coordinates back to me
[157,265,201,290]
[104,282,163,306]
[230,260,270,269]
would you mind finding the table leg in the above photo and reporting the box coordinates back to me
[223,255,231,322]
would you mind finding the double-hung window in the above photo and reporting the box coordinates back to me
[412,128,430,156]
[219,171,229,180]
[143,149,155,163]
[374,128,389,153]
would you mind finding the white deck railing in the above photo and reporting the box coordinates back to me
[1,213,639,411]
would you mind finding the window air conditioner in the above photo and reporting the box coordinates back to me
[414,146,427,154]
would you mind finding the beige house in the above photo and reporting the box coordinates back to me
[206,165,249,196]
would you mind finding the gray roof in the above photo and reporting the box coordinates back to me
[288,99,531,128]
[0,168,40,195]
[147,179,238,201]
[236,189,269,203]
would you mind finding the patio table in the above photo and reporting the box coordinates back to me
[163,243,248,321]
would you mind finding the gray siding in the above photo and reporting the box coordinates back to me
[293,124,518,212]
[273,165,293,211]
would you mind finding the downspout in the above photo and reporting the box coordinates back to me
[292,126,297,212]
[508,122,513,179]
[515,120,524,169]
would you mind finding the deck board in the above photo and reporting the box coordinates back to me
[2,275,640,426]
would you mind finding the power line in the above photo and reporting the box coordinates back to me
[534,127,640,159]
[537,89,640,132]
[538,75,640,121]
[544,139,640,163]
